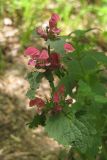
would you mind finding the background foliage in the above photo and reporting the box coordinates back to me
[0,0,107,46]
[0,0,107,73]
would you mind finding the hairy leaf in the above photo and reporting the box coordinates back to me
[27,72,39,89]
[27,114,46,128]
[26,88,35,99]
[45,113,98,153]
[47,38,66,54]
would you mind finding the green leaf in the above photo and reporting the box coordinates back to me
[45,113,96,153]
[94,95,107,104]
[73,119,90,153]
[79,116,101,157]
[59,74,76,95]
[27,72,44,88]
[91,51,107,66]
[45,113,75,146]
[70,28,96,37]
[79,116,97,135]
[77,80,107,105]
[26,72,44,99]
[47,38,66,54]
[26,89,35,99]
[78,80,93,97]
[91,82,107,95]
[27,72,39,89]
[68,59,83,80]
[81,54,98,72]
[27,114,46,128]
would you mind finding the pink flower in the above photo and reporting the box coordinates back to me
[38,49,49,60]
[49,13,60,28]
[35,59,49,67]
[36,27,47,40]
[51,13,60,22]
[36,27,45,35]
[64,43,75,52]
[53,105,62,113]
[24,47,50,67]
[58,84,65,95]
[35,50,49,67]
[36,13,61,40]
[29,97,45,107]
[24,47,40,58]
[51,28,61,34]
[49,19,56,28]
[49,53,60,69]
[53,85,65,103]
[28,59,36,66]
[53,92,60,103]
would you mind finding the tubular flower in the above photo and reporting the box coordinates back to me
[52,85,73,113]
[36,13,61,40]
[49,13,61,35]
[36,27,47,40]
[64,43,75,52]
[24,47,49,67]
[53,105,62,113]
[29,97,45,115]
[58,84,65,95]
[51,27,61,34]
[28,59,36,66]
[53,92,60,103]
[38,49,49,60]
[24,47,61,69]
[49,53,60,69]
[35,49,49,67]
[49,13,60,28]
[53,84,65,104]
[29,97,45,108]
[24,47,40,59]
[52,85,65,113]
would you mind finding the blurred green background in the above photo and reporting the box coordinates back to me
[0,0,107,72]
[0,0,107,160]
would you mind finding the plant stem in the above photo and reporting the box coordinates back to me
[50,79,55,93]
[47,44,55,93]
[48,45,50,56]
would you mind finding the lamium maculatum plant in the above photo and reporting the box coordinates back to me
[24,13,107,159]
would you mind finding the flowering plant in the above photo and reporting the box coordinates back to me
[24,13,107,159]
